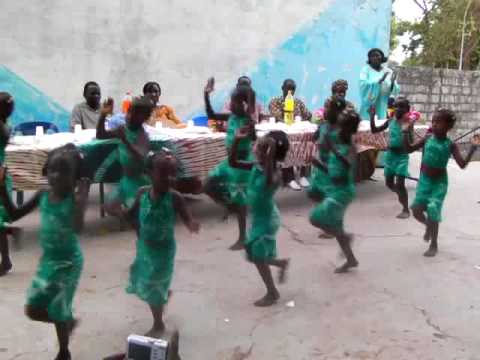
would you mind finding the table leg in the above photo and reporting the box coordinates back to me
[99,182,105,218]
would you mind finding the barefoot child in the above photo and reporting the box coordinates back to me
[203,77,256,250]
[403,109,478,257]
[96,96,153,217]
[125,149,200,336]
[0,92,19,276]
[310,108,360,273]
[370,97,412,219]
[0,144,90,360]
[229,128,290,307]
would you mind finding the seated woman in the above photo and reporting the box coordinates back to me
[143,82,186,129]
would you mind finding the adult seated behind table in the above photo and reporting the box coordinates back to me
[70,81,101,130]
[143,81,186,129]
[223,76,265,123]
[268,79,312,191]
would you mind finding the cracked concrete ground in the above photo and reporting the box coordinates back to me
[1,152,480,360]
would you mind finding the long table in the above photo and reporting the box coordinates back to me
[5,124,428,191]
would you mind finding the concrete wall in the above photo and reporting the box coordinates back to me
[397,66,480,138]
[0,0,392,131]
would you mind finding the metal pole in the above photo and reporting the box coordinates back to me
[459,0,473,70]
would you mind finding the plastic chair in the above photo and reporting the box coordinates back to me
[13,121,59,136]
[192,115,209,127]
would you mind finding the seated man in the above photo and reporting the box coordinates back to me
[70,81,101,130]
[268,79,312,190]
[143,82,186,129]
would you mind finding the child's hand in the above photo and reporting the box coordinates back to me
[369,105,376,118]
[101,98,114,116]
[188,220,200,234]
[471,134,480,146]
[204,77,215,94]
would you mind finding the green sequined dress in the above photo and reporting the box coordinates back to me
[310,143,356,233]
[384,119,409,178]
[0,128,13,229]
[208,115,253,206]
[308,123,337,199]
[26,192,83,322]
[127,190,176,306]
[111,127,150,207]
[412,136,452,222]
[245,166,280,262]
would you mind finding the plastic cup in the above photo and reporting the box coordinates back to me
[155,121,163,130]
[35,126,44,137]
[188,120,194,127]
[269,117,276,125]
[295,115,302,123]
[74,124,82,135]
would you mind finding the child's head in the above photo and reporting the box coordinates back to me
[142,82,161,105]
[324,97,347,126]
[146,149,177,193]
[432,108,456,137]
[0,92,15,121]
[126,96,154,129]
[338,108,361,140]
[394,97,411,120]
[237,76,252,88]
[83,82,101,109]
[230,85,255,117]
[254,130,290,166]
[42,144,85,195]
[282,79,296,98]
[331,79,348,100]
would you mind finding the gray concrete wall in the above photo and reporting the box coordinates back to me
[396,66,480,138]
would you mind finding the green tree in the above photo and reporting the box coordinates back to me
[391,0,480,69]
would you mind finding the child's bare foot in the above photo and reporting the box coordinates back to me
[0,261,12,277]
[254,291,280,307]
[278,259,290,284]
[423,247,437,257]
[145,324,166,339]
[318,232,334,239]
[229,239,245,251]
[423,228,431,242]
[334,259,359,274]
[396,210,410,219]
[54,350,71,360]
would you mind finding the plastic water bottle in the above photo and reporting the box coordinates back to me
[122,92,132,114]
[284,91,294,125]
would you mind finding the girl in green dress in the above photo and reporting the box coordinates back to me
[229,128,290,307]
[96,96,153,217]
[370,97,412,219]
[203,78,256,251]
[310,108,360,274]
[124,149,200,337]
[0,92,20,276]
[403,109,478,257]
[0,144,90,360]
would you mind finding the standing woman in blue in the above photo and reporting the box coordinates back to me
[359,48,400,121]
[203,78,256,251]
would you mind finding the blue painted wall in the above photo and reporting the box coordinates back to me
[206,0,392,116]
[0,66,70,132]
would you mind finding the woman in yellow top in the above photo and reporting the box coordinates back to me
[143,82,187,129]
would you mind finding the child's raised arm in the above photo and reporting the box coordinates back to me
[369,106,389,134]
[451,135,479,169]
[96,98,116,140]
[228,128,255,171]
[172,191,200,234]
[204,78,230,122]
[73,178,91,232]
[402,122,426,153]
[0,167,42,221]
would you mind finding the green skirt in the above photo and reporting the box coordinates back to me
[110,174,150,208]
[127,239,176,306]
[26,249,83,322]
[411,173,448,223]
[310,184,355,233]
[307,167,331,200]
[384,150,409,178]
[207,158,251,207]
[245,206,280,262]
